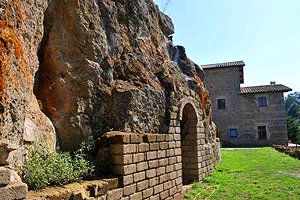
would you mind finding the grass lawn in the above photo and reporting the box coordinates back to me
[185,148,300,200]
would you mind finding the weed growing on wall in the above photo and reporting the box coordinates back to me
[21,143,95,190]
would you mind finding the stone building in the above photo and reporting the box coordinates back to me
[202,61,292,147]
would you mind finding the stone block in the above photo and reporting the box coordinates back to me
[156,135,166,142]
[133,153,145,163]
[107,188,123,200]
[129,192,142,200]
[174,148,181,156]
[166,165,174,173]
[149,177,159,187]
[123,144,137,154]
[136,180,149,191]
[160,190,169,200]
[149,143,160,151]
[168,157,176,164]
[167,149,174,157]
[159,174,168,183]
[175,163,182,170]
[143,134,157,142]
[142,188,153,199]
[123,184,136,196]
[146,151,157,160]
[122,175,134,186]
[148,160,159,169]
[168,141,176,148]
[157,150,167,159]
[137,162,148,172]
[173,134,181,141]
[166,134,174,141]
[154,184,164,194]
[168,171,177,180]
[168,127,175,134]
[123,164,137,175]
[175,177,182,185]
[130,135,143,144]
[163,181,172,190]
[156,167,166,176]
[133,172,145,182]
[0,183,28,200]
[138,143,149,152]
[158,158,168,167]
[146,169,156,178]
[173,193,182,200]
[170,112,177,120]
[150,194,160,200]
[160,142,168,150]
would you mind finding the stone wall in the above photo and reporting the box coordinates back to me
[204,66,288,147]
[238,92,288,146]
[204,67,242,145]
[97,130,221,200]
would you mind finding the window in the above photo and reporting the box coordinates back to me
[258,126,267,140]
[258,97,267,107]
[230,129,238,137]
[217,99,226,109]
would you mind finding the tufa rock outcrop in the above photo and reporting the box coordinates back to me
[0,0,56,165]
[1,0,212,158]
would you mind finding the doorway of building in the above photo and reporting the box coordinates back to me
[180,103,199,185]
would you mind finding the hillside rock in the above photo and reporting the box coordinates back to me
[0,0,56,165]
[1,0,212,155]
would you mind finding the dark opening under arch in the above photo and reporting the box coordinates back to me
[180,103,199,184]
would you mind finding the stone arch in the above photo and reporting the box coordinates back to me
[179,101,199,184]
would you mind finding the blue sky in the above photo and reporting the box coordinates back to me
[155,0,300,93]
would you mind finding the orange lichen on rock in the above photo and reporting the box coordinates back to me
[194,73,211,118]
[0,0,30,98]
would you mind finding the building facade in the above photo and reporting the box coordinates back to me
[202,61,292,147]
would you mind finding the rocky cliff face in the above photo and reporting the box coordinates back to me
[1,0,212,160]
[0,0,56,165]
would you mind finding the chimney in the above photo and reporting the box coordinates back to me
[270,81,276,85]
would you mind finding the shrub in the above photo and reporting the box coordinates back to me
[21,143,94,190]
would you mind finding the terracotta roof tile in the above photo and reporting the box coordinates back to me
[201,61,245,69]
[240,84,292,94]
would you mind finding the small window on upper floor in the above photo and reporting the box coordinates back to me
[230,129,238,137]
[258,97,267,107]
[217,99,226,109]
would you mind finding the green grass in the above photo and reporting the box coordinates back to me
[185,148,300,200]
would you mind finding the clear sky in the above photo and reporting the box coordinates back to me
[155,0,300,93]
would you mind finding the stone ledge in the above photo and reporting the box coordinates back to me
[0,182,28,200]
[27,178,120,200]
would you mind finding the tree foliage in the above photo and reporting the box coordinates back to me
[285,92,300,143]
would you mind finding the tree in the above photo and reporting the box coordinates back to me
[285,92,300,144]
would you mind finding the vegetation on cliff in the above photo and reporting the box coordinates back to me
[285,92,300,144]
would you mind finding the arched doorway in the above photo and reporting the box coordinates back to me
[180,103,199,184]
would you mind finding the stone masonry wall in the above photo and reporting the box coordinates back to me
[204,66,288,147]
[99,129,221,200]
[203,67,242,146]
[106,132,183,200]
